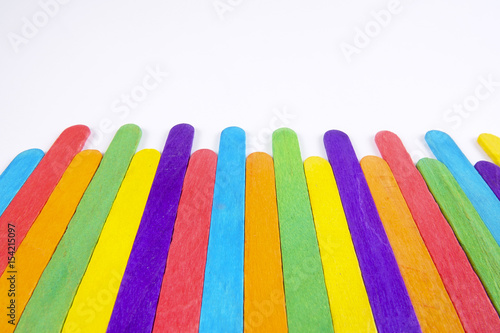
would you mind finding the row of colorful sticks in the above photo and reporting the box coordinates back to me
[0,123,499,333]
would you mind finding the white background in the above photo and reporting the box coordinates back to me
[1,0,500,171]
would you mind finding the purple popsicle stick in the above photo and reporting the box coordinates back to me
[107,124,194,333]
[323,130,421,333]
[475,160,500,201]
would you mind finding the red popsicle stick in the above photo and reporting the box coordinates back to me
[375,131,500,332]
[152,149,217,332]
[0,125,89,274]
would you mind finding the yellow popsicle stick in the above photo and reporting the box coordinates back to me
[361,156,464,333]
[304,156,377,333]
[478,133,500,166]
[62,149,160,333]
[0,150,102,333]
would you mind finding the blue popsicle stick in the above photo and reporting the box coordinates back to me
[199,127,246,333]
[0,149,44,216]
[425,130,500,246]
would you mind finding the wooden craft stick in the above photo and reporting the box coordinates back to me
[478,133,500,165]
[152,149,217,333]
[272,128,333,333]
[0,125,90,273]
[417,158,500,314]
[304,156,376,333]
[108,124,193,333]
[425,130,500,246]
[0,149,44,216]
[376,131,500,332]
[199,127,246,333]
[361,156,463,332]
[243,152,287,333]
[15,124,141,333]
[323,130,420,333]
[0,150,101,332]
[475,161,500,201]
[62,149,160,332]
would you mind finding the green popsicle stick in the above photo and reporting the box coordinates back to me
[16,124,142,333]
[417,158,500,314]
[272,128,333,333]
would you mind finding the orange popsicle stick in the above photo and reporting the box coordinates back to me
[361,156,463,333]
[244,152,287,332]
[0,150,101,331]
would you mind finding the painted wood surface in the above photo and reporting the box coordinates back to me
[361,155,463,332]
[244,152,287,333]
[199,127,246,333]
[475,160,500,201]
[478,133,500,165]
[0,125,90,273]
[107,124,193,333]
[324,130,420,333]
[426,130,500,246]
[152,149,217,333]
[304,156,376,333]
[15,124,141,333]
[376,131,500,332]
[272,128,333,333]
[63,149,160,332]
[0,149,44,216]
[417,158,500,314]
[0,150,100,333]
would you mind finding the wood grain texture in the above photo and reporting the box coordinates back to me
[324,130,420,333]
[244,152,287,333]
[475,160,500,201]
[0,125,90,273]
[272,128,333,333]
[15,124,141,333]
[304,156,376,333]
[0,150,101,333]
[425,130,500,246]
[417,158,500,315]
[152,149,217,333]
[62,149,160,333]
[361,155,463,332]
[107,124,193,333]
[376,131,500,332]
[0,149,44,216]
[199,127,246,333]
[478,133,500,165]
